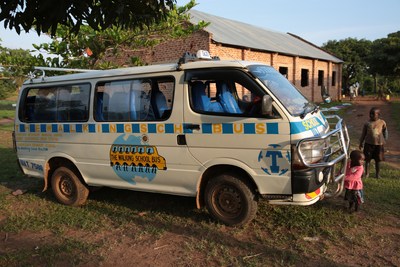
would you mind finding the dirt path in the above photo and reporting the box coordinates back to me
[0,118,13,125]
[341,97,400,170]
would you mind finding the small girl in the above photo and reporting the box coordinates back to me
[344,150,365,212]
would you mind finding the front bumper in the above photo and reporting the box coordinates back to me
[294,115,349,198]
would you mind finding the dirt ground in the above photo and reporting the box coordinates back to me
[1,98,399,266]
[320,97,400,267]
[342,97,400,170]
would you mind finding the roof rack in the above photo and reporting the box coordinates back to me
[27,66,97,82]
[177,50,220,70]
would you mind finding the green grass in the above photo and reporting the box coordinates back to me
[390,101,400,132]
[0,100,16,119]
[0,104,399,266]
[0,99,16,109]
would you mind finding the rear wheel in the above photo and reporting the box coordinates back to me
[205,173,258,226]
[51,166,89,206]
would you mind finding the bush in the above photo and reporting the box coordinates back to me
[0,80,17,99]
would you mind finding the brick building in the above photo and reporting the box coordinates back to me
[109,10,343,103]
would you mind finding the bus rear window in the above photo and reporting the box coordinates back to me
[20,84,90,122]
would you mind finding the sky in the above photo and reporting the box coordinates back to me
[0,0,399,52]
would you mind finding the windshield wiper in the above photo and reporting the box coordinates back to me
[300,102,318,119]
[311,104,320,115]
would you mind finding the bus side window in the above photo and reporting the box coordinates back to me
[96,77,174,122]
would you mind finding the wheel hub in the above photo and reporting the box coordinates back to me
[59,176,74,196]
[218,187,241,215]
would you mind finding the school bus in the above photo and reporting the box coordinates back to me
[13,50,349,226]
[110,144,167,170]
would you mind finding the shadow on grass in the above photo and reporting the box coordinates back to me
[0,146,365,266]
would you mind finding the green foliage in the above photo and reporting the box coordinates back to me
[322,32,400,93]
[0,80,15,99]
[0,0,176,36]
[368,31,400,77]
[0,43,46,95]
[322,38,372,89]
[32,0,207,69]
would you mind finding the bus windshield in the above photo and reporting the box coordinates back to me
[248,65,316,117]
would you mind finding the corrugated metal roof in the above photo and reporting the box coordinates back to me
[189,10,342,63]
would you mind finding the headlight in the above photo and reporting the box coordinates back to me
[292,138,329,169]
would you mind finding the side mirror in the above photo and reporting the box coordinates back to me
[261,95,273,116]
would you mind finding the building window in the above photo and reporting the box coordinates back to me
[318,70,324,86]
[279,67,288,78]
[331,71,336,86]
[301,69,309,87]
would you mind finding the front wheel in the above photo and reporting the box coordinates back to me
[51,166,89,206]
[204,173,258,226]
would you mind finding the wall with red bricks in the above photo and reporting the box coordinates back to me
[104,29,342,103]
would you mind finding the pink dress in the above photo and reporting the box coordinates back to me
[344,163,363,190]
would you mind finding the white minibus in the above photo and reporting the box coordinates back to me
[14,51,349,226]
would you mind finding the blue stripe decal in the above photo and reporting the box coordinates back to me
[117,124,124,133]
[222,123,233,134]
[148,124,157,133]
[64,124,70,133]
[165,123,174,133]
[16,122,284,135]
[290,117,324,134]
[102,124,109,133]
[132,124,140,133]
[88,124,95,133]
[267,123,278,134]
[76,124,83,133]
[244,123,255,134]
[202,123,212,134]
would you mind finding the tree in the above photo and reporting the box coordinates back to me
[1,0,176,36]
[32,1,207,69]
[368,31,400,77]
[367,32,400,94]
[0,42,46,97]
[322,38,372,91]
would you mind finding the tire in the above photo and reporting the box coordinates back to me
[205,173,258,226]
[51,166,89,206]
